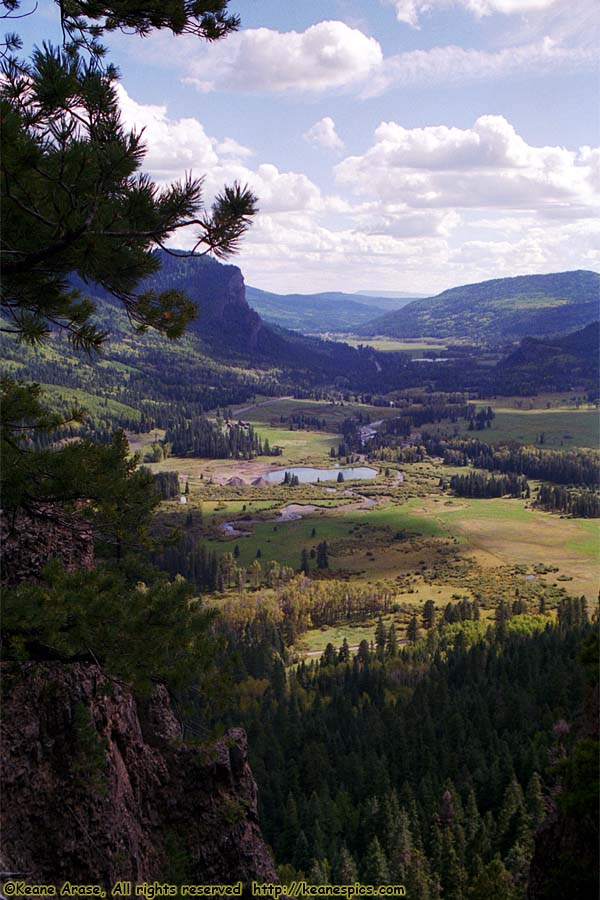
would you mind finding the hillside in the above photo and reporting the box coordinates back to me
[492,321,600,395]
[355,289,427,300]
[245,286,416,333]
[4,257,597,442]
[358,270,600,343]
[1,252,416,434]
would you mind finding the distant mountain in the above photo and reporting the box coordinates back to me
[245,286,417,333]
[492,321,600,395]
[355,290,428,300]
[69,250,414,391]
[358,271,600,344]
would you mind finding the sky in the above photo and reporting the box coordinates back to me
[17,0,600,294]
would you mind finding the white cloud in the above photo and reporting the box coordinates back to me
[450,218,600,278]
[304,117,345,151]
[216,137,254,159]
[362,37,594,96]
[117,86,323,215]
[123,17,593,97]
[116,85,218,180]
[335,115,599,217]
[182,21,383,94]
[116,87,598,296]
[390,0,560,29]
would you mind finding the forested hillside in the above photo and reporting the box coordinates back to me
[245,286,416,333]
[359,271,599,343]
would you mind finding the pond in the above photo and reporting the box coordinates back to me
[263,465,377,484]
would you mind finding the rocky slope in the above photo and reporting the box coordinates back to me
[0,506,94,587]
[1,661,277,887]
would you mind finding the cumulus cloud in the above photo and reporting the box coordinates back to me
[216,137,254,159]
[125,17,593,97]
[335,115,599,217]
[116,87,598,295]
[389,0,559,28]
[116,85,218,181]
[117,86,323,215]
[362,37,594,96]
[182,21,383,93]
[304,117,345,151]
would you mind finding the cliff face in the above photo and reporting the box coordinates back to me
[1,662,277,886]
[146,252,270,355]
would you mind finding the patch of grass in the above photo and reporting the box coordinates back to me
[38,383,142,423]
[432,409,600,449]
[334,336,449,355]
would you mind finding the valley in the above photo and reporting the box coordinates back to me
[2,4,599,895]
[146,392,599,650]
[2,249,598,896]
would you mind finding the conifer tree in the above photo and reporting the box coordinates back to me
[407,615,419,644]
[362,837,390,885]
[336,847,359,884]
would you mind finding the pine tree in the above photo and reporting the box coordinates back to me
[422,599,436,630]
[300,548,310,575]
[362,837,390,885]
[375,616,387,658]
[525,772,546,829]
[336,847,359,884]
[387,624,398,656]
[338,638,350,663]
[407,615,419,643]
[316,542,329,569]
[467,856,514,900]
[1,5,257,350]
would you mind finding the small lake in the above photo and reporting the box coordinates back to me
[263,466,377,484]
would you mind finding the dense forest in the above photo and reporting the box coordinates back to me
[220,618,598,899]
[165,415,276,459]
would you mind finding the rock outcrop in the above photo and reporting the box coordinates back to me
[0,506,94,587]
[1,662,277,887]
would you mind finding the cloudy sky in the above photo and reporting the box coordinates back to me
[24,0,600,293]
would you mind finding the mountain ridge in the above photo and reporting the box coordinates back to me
[245,285,417,333]
[357,270,600,343]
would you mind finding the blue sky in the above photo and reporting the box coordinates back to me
[17,0,600,293]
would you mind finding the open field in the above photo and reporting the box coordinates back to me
[150,395,599,660]
[477,393,596,410]
[477,409,599,449]
[171,458,599,600]
[39,383,142,422]
[330,335,449,355]
[425,407,599,449]
[403,495,599,598]
[239,397,400,427]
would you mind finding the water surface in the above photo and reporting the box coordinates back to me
[263,466,377,484]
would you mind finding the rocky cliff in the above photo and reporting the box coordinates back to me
[0,506,94,587]
[1,661,277,887]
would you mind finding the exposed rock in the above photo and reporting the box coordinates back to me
[0,506,94,587]
[251,478,269,487]
[1,662,277,887]
[226,477,246,486]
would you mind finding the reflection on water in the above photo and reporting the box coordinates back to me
[263,466,377,484]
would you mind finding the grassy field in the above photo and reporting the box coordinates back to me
[239,397,399,427]
[403,495,599,599]
[149,393,599,661]
[332,336,449,355]
[478,393,595,410]
[39,383,142,422]
[425,408,599,449]
[479,409,598,449]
